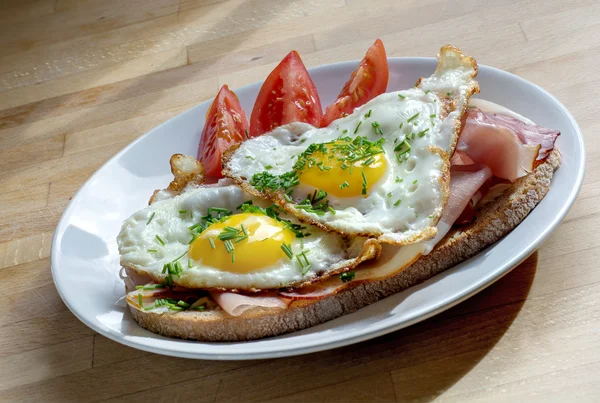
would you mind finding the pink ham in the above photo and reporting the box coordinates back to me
[281,165,493,300]
[457,108,559,181]
[210,291,290,316]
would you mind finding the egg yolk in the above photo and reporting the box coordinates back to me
[189,213,295,273]
[299,140,387,197]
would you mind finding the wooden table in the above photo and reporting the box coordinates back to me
[1,0,598,401]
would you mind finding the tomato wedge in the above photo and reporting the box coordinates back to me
[249,50,322,137]
[197,85,249,178]
[321,39,389,127]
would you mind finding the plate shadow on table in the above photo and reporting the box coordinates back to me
[258,251,539,402]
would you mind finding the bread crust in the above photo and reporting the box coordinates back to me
[129,150,561,341]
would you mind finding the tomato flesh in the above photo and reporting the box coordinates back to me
[197,85,249,178]
[321,39,389,127]
[249,50,322,137]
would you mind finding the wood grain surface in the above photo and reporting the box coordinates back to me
[0,0,598,401]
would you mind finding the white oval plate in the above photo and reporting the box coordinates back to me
[51,57,585,360]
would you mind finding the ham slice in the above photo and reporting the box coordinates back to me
[210,291,290,316]
[281,164,492,299]
[457,108,559,181]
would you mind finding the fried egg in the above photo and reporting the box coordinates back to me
[223,45,479,244]
[117,182,379,291]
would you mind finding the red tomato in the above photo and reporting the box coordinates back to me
[249,50,322,137]
[197,85,249,178]
[320,39,389,127]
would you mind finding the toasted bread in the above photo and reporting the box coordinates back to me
[126,149,560,341]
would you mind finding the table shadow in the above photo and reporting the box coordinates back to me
[263,251,539,402]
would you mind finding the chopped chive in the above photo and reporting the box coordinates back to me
[425,89,431,94]
[136,285,143,289]
[398,94,406,100]
[340,271,356,282]
[138,293,143,307]
[241,224,248,236]
[192,305,205,311]
[447,92,451,96]
[407,112,420,123]
[281,243,293,260]
[231,251,235,263]
[147,249,157,253]
[394,199,402,207]
[361,171,368,195]
[417,128,430,137]
[354,121,362,134]
[395,176,403,183]
[399,122,403,129]
[411,133,415,139]
[209,237,215,249]
[339,181,350,189]
[364,109,372,118]
[188,258,192,268]
[429,114,436,118]
[177,300,190,308]
[155,235,165,246]
[342,129,348,134]
[244,129,250,139]
[265,165,273,170]
[245,155,255,160]
[178,210,187,214]
[328,206,336,215]
[371,121,383,135]
[146,212,155,225]
[387,192,392,198]
[413,179,418,184]
[172,251,187,262]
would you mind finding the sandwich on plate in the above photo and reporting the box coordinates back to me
[117,42,560,341]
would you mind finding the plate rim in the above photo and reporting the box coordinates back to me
[51,56,586,360]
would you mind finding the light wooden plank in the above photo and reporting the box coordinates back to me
[0,231,53,269]
[63,103,194,156]
[0,311,94,359]
[0,352,257,401]
[0,258,54,296]
[0,0,179,56]
[440,360,600,402]
[0,336,93,391]
[520,2,600,41]
[1,284,68,328]
[0,75,218,154]
[0,133,64,173]
[265,371,397,403]
[92,335,150,368]
[0,47,189,110]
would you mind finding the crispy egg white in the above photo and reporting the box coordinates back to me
[224,45,479,244]
[117,182,378,291]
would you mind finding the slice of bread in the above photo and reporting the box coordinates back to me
[128,149,560,341]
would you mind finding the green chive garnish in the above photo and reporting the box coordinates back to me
[281,243,293,260]
[407,112,420,123]
[146,212,155,225]
[155,235,165,246]
[178,210,187,214]
[209,237,215,249]
[394,199,402,206]
[354,121,362,134]
[398,94,406,100]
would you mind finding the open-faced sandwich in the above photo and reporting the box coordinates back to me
[117,42,560,341]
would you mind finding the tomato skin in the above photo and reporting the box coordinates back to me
[197,85,249,178]
[249,50,322,137]
[321,39,389,127]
